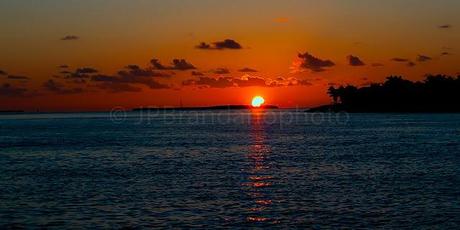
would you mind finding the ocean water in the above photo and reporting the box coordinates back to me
[0,110,459,229]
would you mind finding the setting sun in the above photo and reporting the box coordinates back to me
[251,96,265,107]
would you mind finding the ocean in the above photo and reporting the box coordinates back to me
[0,110,459,228]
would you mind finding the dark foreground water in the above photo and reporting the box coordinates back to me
[0,111,459,229]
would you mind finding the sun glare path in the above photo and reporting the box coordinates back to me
[251,96,265,107]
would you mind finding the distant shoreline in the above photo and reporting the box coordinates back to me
[132,105,279,111]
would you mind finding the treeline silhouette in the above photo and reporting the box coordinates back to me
[318,75,460,112]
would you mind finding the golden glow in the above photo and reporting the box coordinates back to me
[251,96,265,107]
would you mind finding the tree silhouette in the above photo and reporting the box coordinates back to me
[320,75,460,112]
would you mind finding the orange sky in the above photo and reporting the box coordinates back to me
[0,0,459,111]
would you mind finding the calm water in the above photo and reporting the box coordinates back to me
[0,111,459,229]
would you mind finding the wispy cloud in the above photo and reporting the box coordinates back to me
[438,24,452,29]
[417,55,432,62]
[238,67,258,73]
[8,75,29,80]
[61,35,79,41]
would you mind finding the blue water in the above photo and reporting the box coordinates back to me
[0,111,459,228]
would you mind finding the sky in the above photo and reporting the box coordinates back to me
[0,0,459,111]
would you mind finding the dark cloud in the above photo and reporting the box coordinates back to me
[212,68,230,74]
[214,39,242,49]
[417,55,432,62]
[371,63,384,67]
[43,79,83,94]
[61,35,79,41]
[91,73,170,90]
[391,58,415,67]
[8,75,29,80]
[438,24,452,29]
[347,55,365,66]
[58,65,69,69]
[391,58,410,62]
[0,83,28,97]
[150,59,196,70]
[441,52,452,56]
[191,71,204,76]
[76,67,98,74]
[118,65,171,78]
[238,67,258,72]
[0,70,7,76]
[62,67,98,79]
[196,39,242,50]
[196,42,212,49]
[150,59,168,69]
[296,52,335,72]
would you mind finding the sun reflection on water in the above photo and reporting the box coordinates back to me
[242,110,278,224]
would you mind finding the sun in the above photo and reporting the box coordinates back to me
[251,96,265,107]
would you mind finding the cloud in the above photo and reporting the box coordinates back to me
[196,42,212,49]
[391,58,415,67]
[441,52,452,56]
[182,77,234,88]
[0,70,7,76]
[233,76,267,87]
[212,68,230,74]
[196,39,242,50]
[191,71,204,76]
[76,67,98,74]
[118,65,171,78]
[0,83,28,97]
[43,79,83,94]
[371,63,384,67]
[294,52,335,72]
[391,58,410,62]
[150,58,196,70]
[417,55,432,62]
[297,79,312,86]
[183,74,281,88]
[238,67,258,72]
[8,75,29,80]
[347,55,365,66]
[214,39,242,49]
[58,65,69,69]
[91,73,170,90]
[61,35,79,41]
[439,24,452,29]
[271,77,312,87]
[62,67,99,79]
